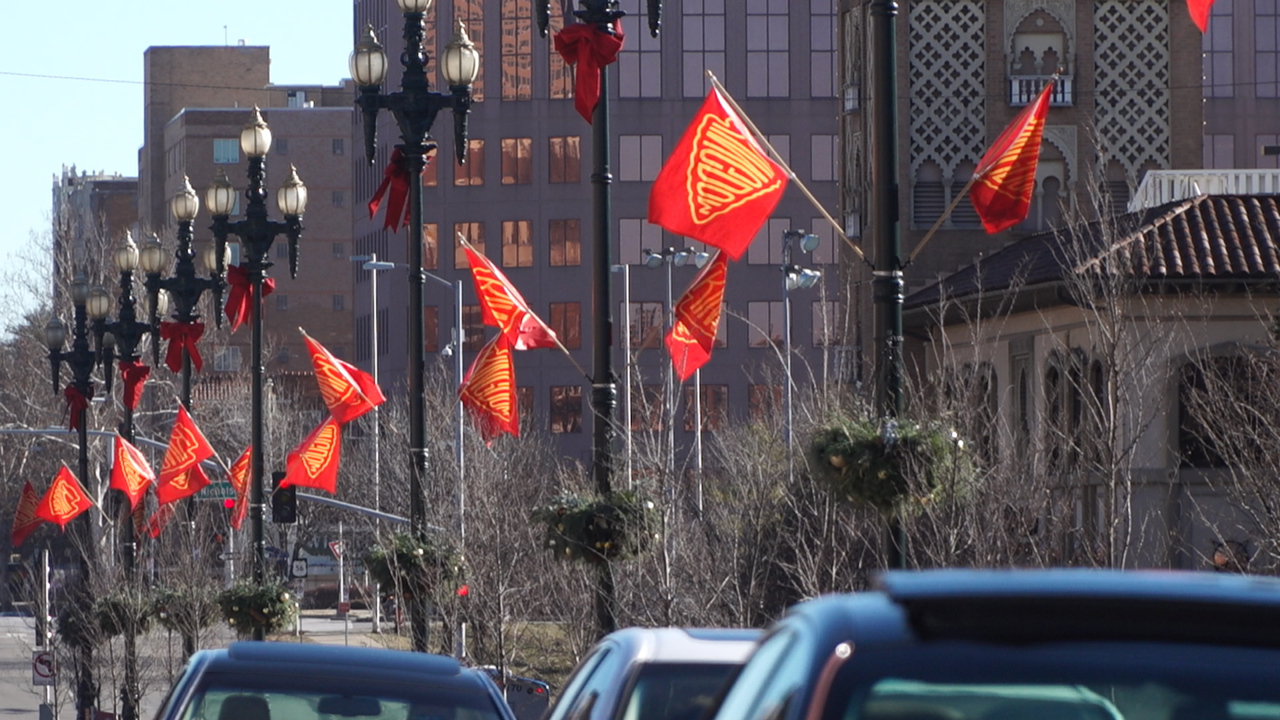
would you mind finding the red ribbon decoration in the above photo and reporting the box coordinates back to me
[118,360,151,410]
[159,321,204,374]
[554,20,625,124]
[224,264,276,332]
[63,385,92,431]
[368,148,413,231]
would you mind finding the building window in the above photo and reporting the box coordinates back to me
[502,220,534,267]
[811,0,837,97]
[619,0,662,97]
[811,135,837,182]
[517,386,534,419]
[549,136,581,183]
[332,242,345,257]
[276,138,290,154]
[424,223,439,270]
[547,9,573,99]
[331,138,344,155]
[550,385,583,433]
[625,301,665,349]
[748,384,781,421]
[812,301,842,346]
[549,301,581,349]
[808,217,838,264]
[276,294,289,311]
[276,345,291,364]
[684,0,726,97]
[1204,134,1236,168]
[619,218,663,265]
[213,139,239,164]
[276,243,289,259]
[214,346,242,372]
[631,385,665,431]
[333,295,346,311]
[332,190,345,207]
[454,222,485,269]
[501,0,533,100]
[424,306,440,353]
[455,139,486,186]
[549,219,582,266]
[747,217,792,265]
[683,384,728,431]
[1256,0,1278,97]
[462,305,486,351]
[501,137,533,184]
[457,2,486,101]
[1204,0,1234,98]
[747,301,783,347]
[423,146,439,187]
[746,0,790,98]
[619,135,663,181]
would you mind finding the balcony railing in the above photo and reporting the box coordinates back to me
[1009,75,1074,106]
[1128,169,1280,212]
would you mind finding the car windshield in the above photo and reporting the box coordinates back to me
[620,664,741,720]
[178,675,505,720]
[830,642,1280,720]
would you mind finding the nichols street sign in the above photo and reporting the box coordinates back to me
[196,482,236,501]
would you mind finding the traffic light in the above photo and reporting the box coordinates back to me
[271,471,297,524]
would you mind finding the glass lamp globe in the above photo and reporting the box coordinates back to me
[114,232,140,273]
[206,169,237,217]
[240,107,272,158]
[70,273,90,306]
[277,165,309,216]
[349,24,388,87]
[139,234,168,275]
[171,175,200,222]
[86,287,112,321]
[441,20,481,87]
[201,242,231,275]
[397,0,433,12]
[44,317,67,350]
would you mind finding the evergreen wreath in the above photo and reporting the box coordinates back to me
[151,586,220,634]
[96,594,153,638]
[363,533,465,601]
[809,418,959,515]
[532,491,658,564]
[216,580,296,637]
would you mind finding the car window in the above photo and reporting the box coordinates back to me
[547,646,626,720]
[619,663,739,720]
[178,682,504,720]
[711,628,806,720]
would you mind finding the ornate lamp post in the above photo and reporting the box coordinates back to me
[781,230,822,486]
[349,0,479,653]
[43,272,99,720]
[208,108,308,641]
[86,232,158,720]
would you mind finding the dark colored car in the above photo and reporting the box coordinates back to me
[708,569,1280,720]
[154,642,517,720]
[478,666,550,720]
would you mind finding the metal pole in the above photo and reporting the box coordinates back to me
[783,254,795,486]
[620,265,632,489]
[693,369,702,513]
[405,139,431,652]
[368,255,382,635]
[663,256,675,497]
[249,240,267,633]
[454,279,465,545]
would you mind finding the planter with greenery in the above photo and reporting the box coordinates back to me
[363,533,465,601]
[215,581,296,637]
[532,491,658,563]
[809,418,964,515]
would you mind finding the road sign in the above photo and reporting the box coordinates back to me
[338,601,351,615]
[32,650,54,686]
[291,558,309,578]
[196,481,236,501]
[329,541,344,560]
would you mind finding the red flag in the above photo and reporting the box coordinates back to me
[459,335,519,443]
[146,503,176,539]
[110,435,155,510]
[224,264,276,332]
[553,20,625,124]
[648,87,789,261]
[462,242,558,350]
[1187,0,1216,32]
[301,330,386,424]
[969,80,1054,234]
[119,360,151,410]
[36,465,93,530]
[281,418,343,494]
[227,446,251,531]
[156,405,216,504]
[665,252,728,382]
[11,481,44,548]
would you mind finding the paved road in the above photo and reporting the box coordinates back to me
[0,617,44,720]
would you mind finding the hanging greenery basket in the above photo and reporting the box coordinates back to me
[363,533,465,602]
[216,581,296,637]
[96,594,153,638]
[532,491,658,564]
[809,419,959,515]
[152,586,220,634]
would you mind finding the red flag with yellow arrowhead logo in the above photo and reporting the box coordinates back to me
[227,446,251,531]
[156,405,216,504]
[11,481,44,547]
[969,80,1054,234]
[281,418,342,494]
[462,242,558,350]
[110,435,155,510]
[648,87,788,261]
[36,465,93,529]
[301,330,385,424]
[146,503,176,539]
[665,252,728,382]
[459,335,518,443]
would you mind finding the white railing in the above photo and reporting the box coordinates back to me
[1128,169,1280,212]
[1008,75,1074,106]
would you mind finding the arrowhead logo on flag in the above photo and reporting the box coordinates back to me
[459,335,518,443]
[36,465,93,529]
[665,252,728,382]
[11,481,44,548]
[302,330,386,424]
[110,435,155,510]
[969,80,1054,234]
[281,418,343,494]
[648,87,788,261]
[227,446,251,531]
[462,240,558,350]
[146,503,176,539]
[156,404,216,504]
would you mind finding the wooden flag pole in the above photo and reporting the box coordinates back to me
[706,71,866,262]
[906,175,978,266]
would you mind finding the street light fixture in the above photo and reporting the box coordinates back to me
[209,108,307,640]
[782,230,822,485]
[351,0,478,654]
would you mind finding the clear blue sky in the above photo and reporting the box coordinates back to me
[0,1,351,321]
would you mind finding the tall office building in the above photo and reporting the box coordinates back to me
[350,0,843,468]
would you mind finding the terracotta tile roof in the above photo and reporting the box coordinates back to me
[906,195,1280,310]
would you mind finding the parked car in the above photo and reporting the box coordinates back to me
[545,628,760,720]
[477,666,550,720]
[707,569,1280,720]
[154,642,518,720]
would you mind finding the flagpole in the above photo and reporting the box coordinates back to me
[906,175,978,265]
[706,72,866,263]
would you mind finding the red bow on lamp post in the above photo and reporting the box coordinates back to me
[554,20,625,124]
[159,321,204,373]
[118,360,151,411]
[63,385,92,431]
[224,264,276,332]
[368,148,414,231]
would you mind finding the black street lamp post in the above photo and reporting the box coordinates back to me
[208,108,309,641]
[86,233,158,720]
[43,272,99,720]
[349,0,479,654]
